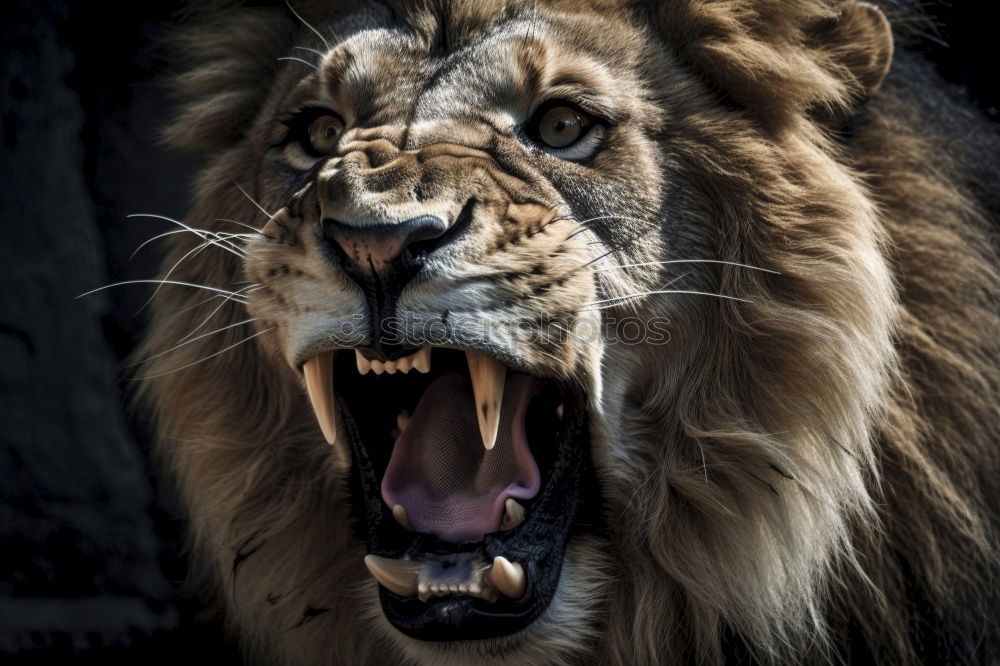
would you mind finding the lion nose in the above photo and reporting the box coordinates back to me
[322,215,448,275]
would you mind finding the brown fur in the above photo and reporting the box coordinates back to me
[136,1,999,663]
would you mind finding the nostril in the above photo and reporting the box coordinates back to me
[401,215,447,247]
[405,199,475,260]
[399,214,448,263]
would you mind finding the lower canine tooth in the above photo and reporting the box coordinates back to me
[396,410,410,433]
[466,351,506,450]
[501,498,525,530]
[487,556,526,599]
[364,555,421,596]
[303,352,337,445]
[392,504,412,530]
[556,403,564,420]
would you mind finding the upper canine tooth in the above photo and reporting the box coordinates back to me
[412,347,431,374]
[363,555,421,597]
[303,352,337,445]
[466,351,506,450]
[487,556,526,599]
[500,498,525,530]
[355,350,372,375]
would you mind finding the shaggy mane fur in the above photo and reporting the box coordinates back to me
[136,1,999,663]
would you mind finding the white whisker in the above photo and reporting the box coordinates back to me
[130,228,188,260]
[163,293,238,321]
[129,317,259,367]
[584,289,750,310]
[232,181,274,220]
[127,213,246,259]
[294,45,326,58]
[78,279,250,300]
[285,0,330,50]
[216,218,266,233]
[175,284,261,344]
[596,259,780,274]
[131,327,275,381]
[278,56,318,70]
[136,234,248,313]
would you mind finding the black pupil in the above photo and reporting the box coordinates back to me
[553,118,569,132]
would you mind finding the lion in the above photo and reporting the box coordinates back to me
[134,0,999,663]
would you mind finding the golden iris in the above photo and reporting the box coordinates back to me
[537,106,588,148]
[306,114,345,154]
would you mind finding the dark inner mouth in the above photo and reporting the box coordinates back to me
[335,348,596,641]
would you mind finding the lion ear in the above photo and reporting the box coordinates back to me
[817,1,894,98]
[653,0,894,125]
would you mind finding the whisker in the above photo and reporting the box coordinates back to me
[533,213,575,234]
[131,326,275,381]
[175,284,261,343]
[575,214,650,225]
[130,227,251,262]
[163,293,240,321]
[595,273,689,315]
[285,0,331,51]
[577,248,617,271]
[128,317,259,368]
[127,213,246,259]
[161,285,260,322]
[539,213,650,236]
[278,56,317,70]
[548,322,587,345]
[294,45,325,58]
[78,279,250,300]
[129,228,188,260]
[136,234,247,314]
[216,218,267,234]
[583,289,751,311]
[596,259,781,274]
[232,180,274,220]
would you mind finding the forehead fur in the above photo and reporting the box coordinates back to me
[165,0,891,152]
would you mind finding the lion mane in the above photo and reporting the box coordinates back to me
[136,1,999,664]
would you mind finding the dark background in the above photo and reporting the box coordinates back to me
[0,0,996,662]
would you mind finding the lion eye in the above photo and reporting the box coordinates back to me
[306,113,345,155]
[536,105,588,149]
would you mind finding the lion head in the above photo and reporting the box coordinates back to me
[134,0,997,663]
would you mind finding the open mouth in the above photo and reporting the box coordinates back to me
[301,347,595,640]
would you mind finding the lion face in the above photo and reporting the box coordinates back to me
[146,0,903,663]
[241,1,675,645]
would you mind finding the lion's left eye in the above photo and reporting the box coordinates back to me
[525,101,604,160]
[536,105,589,148]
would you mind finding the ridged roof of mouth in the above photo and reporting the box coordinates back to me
[300,346,597,640]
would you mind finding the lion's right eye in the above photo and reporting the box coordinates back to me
[304,113,345,156]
